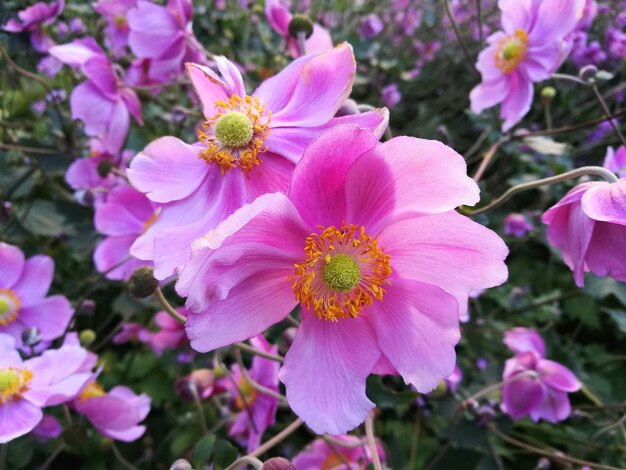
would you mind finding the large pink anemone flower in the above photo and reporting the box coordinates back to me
[176,126,508,434]
[470,0,585,131]
[128,44,388,280]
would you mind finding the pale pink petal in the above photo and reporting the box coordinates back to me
[186,63,231,118]
[105,99,130,155]
[503,327,546,356]
[94,235,145,280]
[585,222,626,283]
[537,360,581,392]
[500,71,534,132]
[245,152,294,200]
[82,56,118,99]
[120,87,143,124]
[520,43,562,81]
[498,0,534,34]
[49,38,105,68]
[502,372,544,419]
[529,388,571,423]
[264,0,291,35]
[278,313,379,435]
[70,81,115,136]
[17,296,73,342]
[528,0,585,45]
[581,180,626,226]
[0,242,25,288]
[12,255,53,304]
[0,400,43,444]
[475,40,505,82]
[214,56,246,98]
[470,77,509,115]
[127,1,180,57]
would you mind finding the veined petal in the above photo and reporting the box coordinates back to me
[0,400,43,444]
[0,242,25,288]
[537,359,581,392]
[581,180,626,226]
[12,255,54,305]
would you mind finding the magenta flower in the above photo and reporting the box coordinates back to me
[127,0,206,83]
[2,0,64,52]
[93,183,159,280]
[93,0,138,57]
[113,322,151,345]
[49,38,143,155]
[146,308,188,355]
[503,212,533,237]
[73,381,150,442]
[502,350,580,423]
[128,44,389,280]
[359,14,384,39]
[31,415,62,441]
[265,0,333,57]
[470,0,585,131]
[176,126,508,434]
[503,327,546,356]
[223,335,279,452]
[0,333,93,443]
[292,434,386,470]
[0,243,73,347]
[542,179,626,287]
[603,145,626,178]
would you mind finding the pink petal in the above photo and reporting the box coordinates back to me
[213,56,246,98]
[521,43,562,81]
[502,371,544,419]
[366,278,460,392]
[93,235,145,280]
[0,399,43,444]
[345,136,479,234]
[528,0,585,45]
[503,327,546,356]
[245,152,295,201]
[581,180,626,226]
[470,77,509,115]
[287,125,380,228]
[475,40,505,82]
[105,99,130,155]
[70,81,115,136]
[127,0,180,57]
[12,255,53,305]
[48,37,105,68]
[120,87,143,124]
[537,359,581,392]
[0,242,25,288]
[379,211,508,320]
[585,222,626,283]
[500,71,534,132]
[83,56,118,99]
[127,137,207,203]
[264,0,291,35]
[278,313,379,435]
[498,0,534,34]
[529,388,571,423]
[186,63,230,118]
[18,296,73,342]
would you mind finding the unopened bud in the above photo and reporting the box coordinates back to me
[176,369,215,401]
[79,329,96,347]
[128,267,158,299]
[262,457,296,470]
[97,160,113,178]
[335,99,360,117]
[288,14,314,39]
[541,86,556,106]
[22,326,42,347]
[169,459,192,470]
[579,64,598,83]
[534,457,550,470]
[77,299,96,316]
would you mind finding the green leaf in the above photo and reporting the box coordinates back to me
[192,435,216,464]
[603,308,626,335]
[212,439,238,470]
[19,199,69,236]
[584,276,626,306]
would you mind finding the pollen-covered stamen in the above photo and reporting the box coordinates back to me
[0,288,20,326]
[78,382,106,402]
[495,29,528,74]
[198,94,271,176]
[234,378,258,410]
[290,222,392,322]
[0,367,33,404]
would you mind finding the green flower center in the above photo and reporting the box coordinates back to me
[502,41,523,61]
[323,254,361,293]
[0,298,9,316]
[214,111,254,148]
[0,370,19,392]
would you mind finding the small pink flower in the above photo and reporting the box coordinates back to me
[542,179,626,287]
[177,125,508,434]
[2,0,64,52]
[503,212,533,237]
[292,434,386,470]
[445,366,463,393]
[112,322,151,345]
[603,145,626,178]
[146,308,188,355]
[470,0,585,131]
[0,243,73,347]
[94,0,138,57]
[503,327,546,357]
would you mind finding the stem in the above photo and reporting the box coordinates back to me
[322,435,364,448]
[551,72,588,86]
[234,348,287,403]
[469,166,618,215]
[39,444,66,470]
[487,424,623,470]
[518,108,626,138]
[408,413,421,469]
[224,456,263,470]
[111,442,139,470]
[0,444,6,470]
[0,142,63,154]
[190,384,209,435]
[154,288,186,324]
[442,0,479,78]
[472,137,509,182]
[365,413,383,470]
[235,342,284,362]
[476,0,484,46]
[544,102,553,130]
[591,84,626,147]
[297,32,307,56]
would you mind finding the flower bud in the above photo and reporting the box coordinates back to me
[97,160,113,178]
[579,64,598,83]
[169,459,193,470]
[335,99,360,117]
[541,86,556,106]
[175,369,215,401]
[128,267,158,299]
[288,14,314,39]
[77,299,96,316]
[79,329,97,347]
[21,326,42,347]
[262,457,296,470]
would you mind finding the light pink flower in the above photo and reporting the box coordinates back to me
[128,44,389,280]
[292,434,386,470]
[542,179,626,286]
[177,125,508,434]
[470,0,585,131]
[503,327,546,356]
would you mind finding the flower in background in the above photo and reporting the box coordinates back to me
[603,145,626,177]
[127,0,206,83]
[292,434,386,470]
[445,366,463,393]
[73,381,150,442]
[2,0,64,52]
[501,329,581,423]
[503,213,533,237]
[177,126,508,433]
[223,335,279,452]
[31,415,63,441]
[93,184,159,280]
[113,322,151,345]
[265,0,333,57]
[359,14,384,39]
[49,38,143,155]
[128,44,389,280]
[145,308,188,355]
[0,243,73,347]
[542,179,626,287]
[0,333,93,443]
[94,0,138,57]
[381,83,402,109]
[470,0,585,131]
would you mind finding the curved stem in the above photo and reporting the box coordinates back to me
[442,0,479,77]
[235,342,284,362]
[551,72,589,86]
[365,413,383,470]
[469,166,618,215]
[224,455,263,470]
[472,137,509,182]
[153,288,186,324]
[591,84,626,147]
[234,348,288,404]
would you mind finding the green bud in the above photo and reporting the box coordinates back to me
[97,160,113,178]
[79,329,97,347]
[128,266,158,299]
[288,14,314,40]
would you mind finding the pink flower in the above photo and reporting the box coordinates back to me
[265,0,333,57]
[49,38,143,155]
[0,243,73,347]
[503,327,546,356]
[292,435,386,470]
[381,83,402,109]
[93,183,159,280]
[0,333,93,443]
[112,322,151,345]
[603,145,626,178]
[2,0,64,52]
[127,0,206,83]
[502,350,580,422]
[445,366,463,393]
[31,415,62,441]
[359,14,384,39]
[128,44,389,280]
[94,0,138,57]
[503,212,533,237]
[223,335,279,452]
[146,308,188,355]
[470,0,585,131]
[542,179,626,287]
[73,381,150,442]
[177,125,508,434]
